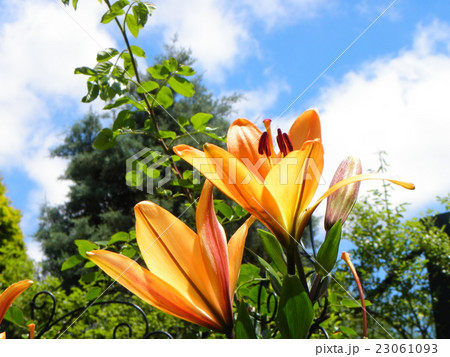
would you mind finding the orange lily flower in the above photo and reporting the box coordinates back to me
[174,109,415,247]
[87,181,254,335]
[0,279,33,339]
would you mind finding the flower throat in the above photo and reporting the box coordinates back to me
[257,119,293,157]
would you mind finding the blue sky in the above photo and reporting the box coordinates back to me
[0,0,449,261]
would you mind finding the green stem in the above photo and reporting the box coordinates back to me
[294,248,309,294]
[103,0,194,202]
[225,328,235,339]
[287,247,295,275]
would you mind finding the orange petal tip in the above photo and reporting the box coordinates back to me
[231,118,250,126]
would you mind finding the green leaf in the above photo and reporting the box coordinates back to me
[130,45,146,57]
[158,130,177,139]
[101,0,129,23]
[111,0,130,11]
[104,97,132,110]
[247,249,282,295]
[93,128,116,150]
[61,254,84,271]
[86,287,102,301]
[315,220,342,276]
[155,86,173,109]
[112,110,134,131]
[168,76,195,97]
[233,205,247,218]
[190,112,213,131]
[74,66,96,76]
[125,170,143,187]
[108,231,130,245]
[125,13,139,38]
[4,306,25,326]
[177,65,196,76]
[84,261,96,268]
[132,2,150,27]
[340,326,357,336]
[163,58,178,72]
[101,8,125,24]
[80,271,98,284]
[258,229,287,276]
[97,48,119,62]
[204,131,227,143]
[145,168,160,179]
[121,52,135,78]
[122,247,136,258]
[215,202,233,220]
[237,263,261,286]
[82,82,99,103]
[136,80,159,94]
[147,64,170,79]
[234,301,257,339]
[341,299,372,308]
[178,116,189,127]
[277,275,314,339]
[94,61,113,74]
[75,240,98,258]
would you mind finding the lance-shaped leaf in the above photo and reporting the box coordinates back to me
[277,275,313,338]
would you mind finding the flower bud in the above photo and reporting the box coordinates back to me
[324,156,362,231]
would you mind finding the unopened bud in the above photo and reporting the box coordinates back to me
[324,156,362,231]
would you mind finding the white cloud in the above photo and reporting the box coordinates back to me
[149,0,252,81]
[230,79,291,122]
[0,0,116,256]
[240,0,332,29]
[312,20,450,214]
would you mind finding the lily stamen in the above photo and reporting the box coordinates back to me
[276,128,287,156]
[283,133,293,152]
[258,132,270,156]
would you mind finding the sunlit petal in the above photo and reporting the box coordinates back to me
[227,216,256,298]
[196,180,232,325]
[0,280,33,325]
[202,143,286,239]
[264,139,324,243]
[134,200,229,327]
[87,250,224,332]
[288,109,322,150]
[227,119,270,179]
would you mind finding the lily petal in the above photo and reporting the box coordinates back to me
[227,119,270,180]
[196,180,232,325]
[264,139,324,243]
[134,200,228,327]
[288,109,322,150]
[0,280,33,325]
[227,216,256,299]
[202,143,287,239]
[86,250,223,331]
[175,143,284,236]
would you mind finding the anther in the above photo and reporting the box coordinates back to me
[258,132,267,155]
[276,129,287,156]
[283,133,293,152]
